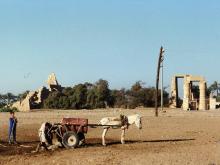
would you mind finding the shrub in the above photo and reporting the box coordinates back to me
[0,107,18,112]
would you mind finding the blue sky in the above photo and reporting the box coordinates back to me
[0,0,220,94]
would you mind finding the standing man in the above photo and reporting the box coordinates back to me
[8,111,18,144]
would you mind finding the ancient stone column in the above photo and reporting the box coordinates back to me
[183,81,190,110]
[199,81,206,110]
[170,77,177,108]
[47,73,61,91]
[47,73,59,86]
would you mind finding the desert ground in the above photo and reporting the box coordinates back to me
[0,108,220,165]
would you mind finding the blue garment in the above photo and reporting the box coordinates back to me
[9,117,17,142]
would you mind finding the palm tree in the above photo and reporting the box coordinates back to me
[209,81,220,96]
[0,93,18,107]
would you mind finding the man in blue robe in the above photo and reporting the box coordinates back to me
[9,111,18,144]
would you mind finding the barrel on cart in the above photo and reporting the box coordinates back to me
[60,118,88,148]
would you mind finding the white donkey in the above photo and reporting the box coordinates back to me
[100,114,142,146]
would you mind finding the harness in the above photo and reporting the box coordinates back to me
[44,123,54,145]
[45,123,63,144]
[120,115,129,129]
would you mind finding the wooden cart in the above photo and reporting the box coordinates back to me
[51,117,120,149]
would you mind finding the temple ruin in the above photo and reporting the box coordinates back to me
[170,75,207,110]
[46,73,62,91]
[12,73,61,112]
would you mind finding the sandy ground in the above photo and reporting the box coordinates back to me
[1,108,220,165]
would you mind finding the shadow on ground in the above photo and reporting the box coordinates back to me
[85,138,195,147]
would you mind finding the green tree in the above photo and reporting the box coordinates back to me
[95,79,110,108]
[86,88,97,109]
[127,81,146,108]
[42,79,170,110]
[70,84,88,109]
[131,81,143,92]
[209,81,220,96]
[0,93,18,107]
[110,89,127,108]
[43,91,64,109]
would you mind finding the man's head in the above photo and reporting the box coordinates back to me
[10,111,15,117]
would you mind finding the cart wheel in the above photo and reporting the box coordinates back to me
[62,131,79,149]
[77,132,85,146]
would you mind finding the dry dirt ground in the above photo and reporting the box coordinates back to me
[1,108,220,165]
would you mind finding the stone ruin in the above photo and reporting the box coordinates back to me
[12,73,62,112]
[209,93,220,109]
[170,74,220,110]
[47,73,62,91]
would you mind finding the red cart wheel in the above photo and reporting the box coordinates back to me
[62,131,79,148]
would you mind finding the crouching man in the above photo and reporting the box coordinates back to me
[34,122,62,152]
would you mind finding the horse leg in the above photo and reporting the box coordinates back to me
[102,128,109,146]
[121,128,125,144]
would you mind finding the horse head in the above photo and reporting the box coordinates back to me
[134,114,142,130]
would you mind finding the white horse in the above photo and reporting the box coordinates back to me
[99,114,142,146]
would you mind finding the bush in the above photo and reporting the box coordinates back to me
[0,107,18,112]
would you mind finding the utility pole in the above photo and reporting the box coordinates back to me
[155,46,165,117]
[161,55,164,112]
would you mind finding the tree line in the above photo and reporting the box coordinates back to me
[43,79,169,109]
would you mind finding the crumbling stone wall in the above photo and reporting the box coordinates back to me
[12,73,60,112]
